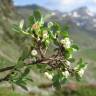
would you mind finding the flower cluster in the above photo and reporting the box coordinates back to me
[12,10,87,89]
[75,60,87,78]
[60,37,71,49]
[44,72,53,80]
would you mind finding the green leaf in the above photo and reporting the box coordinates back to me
[45,39,50,47]
[12,24,22,33]
[75,72,81,81]
[60,31,69,38]
[15,47,31,69]
[48,31,54,40]
[68,58,75,63]
[36,64,47,72]
[29,15,35,25]
[51,22,60,33]
[64,50,71,59]
[18,47,31,61]
[15,60,24,69]
[71,44,79,51]
[40,17,44,25]
[33,10,41,21]
[21,67,30,78]
[16,81,28,91]
[52,74,61,88]
[63,25,69,31]
[61,77,67,84]
[76,58,87,70]
[67,48,74,54]
[26,78,33,82]
[52,72,63,88]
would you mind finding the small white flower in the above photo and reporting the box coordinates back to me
[19,19,24,29]
[65,60,71,66]
[48,22,53,28]
[60,38,71,49]
[74,65,79,70]
[37,37,40,41]
[43,30,49,39]
[75,65,87,77]
[31,49,37,56]
[60,39,65,44]
[78,69,85,77]
[62,71,70,78]
[43,33,48,39]
[44,72,53,80]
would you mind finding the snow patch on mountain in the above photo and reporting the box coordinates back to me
[86,10,94,17]
[72,12,80,18]
[51,12,56,16]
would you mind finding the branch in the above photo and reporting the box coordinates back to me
[0,57,58,73]
[0,59,44,82]
[0,72,11,82]
[0,54,72,83]
[0,66,14,72]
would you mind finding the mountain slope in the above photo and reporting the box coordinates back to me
[16,5,96,83]
[0,0,22,66]
[16,4,51,22]
[16,4,96,48]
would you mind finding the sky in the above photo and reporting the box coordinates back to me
[13,0,96,12]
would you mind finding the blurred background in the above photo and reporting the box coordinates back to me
[0,0,96,96]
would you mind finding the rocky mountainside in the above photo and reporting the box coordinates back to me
[49,6,96,36]
[64,7,96,36]
[0,0,21,64]
[16,5,96,37]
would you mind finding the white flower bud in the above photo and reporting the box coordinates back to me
[37,37,40,41]
[19,19,24,29]
[60,38,71,49]
[78,69,84,77]
[48,22,53,28]
[62,71,70,78]
[31,49,37,56]
[65,60,71,66]
[78,65,87,77]
[43,32,48,39]
[44,72,53,80]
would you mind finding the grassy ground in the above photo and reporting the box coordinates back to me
[54,85,96,96]
[82,48,96,61]
[0,87,25,96]
[0,85,96,96]
[76,86,96,96]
